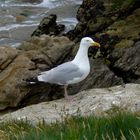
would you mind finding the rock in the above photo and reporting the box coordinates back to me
[100,8,140,47]
[0,36,74,110]
[20,35,75,69]
[66,0,140,45]
[16,15,26,22]
[31,15,65,37]
[0,45,18,71]
[66,0,109,40]
[0,29,40,111]
[0,51,34,110]
[0,84,139,124]
[66,0,140,86]
[109,41,140,83]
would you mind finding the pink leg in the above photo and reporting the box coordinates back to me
[64,85,74,100]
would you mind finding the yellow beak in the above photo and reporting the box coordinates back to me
[91,42,100,48]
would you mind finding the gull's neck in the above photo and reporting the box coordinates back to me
[72,43,89,65]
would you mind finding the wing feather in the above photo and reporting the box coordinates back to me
[38,62,84,85]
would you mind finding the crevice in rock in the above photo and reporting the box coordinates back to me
[0,106,20,115]
[0,55,18,71]
[109,66,140,83]
[40,51,55,67]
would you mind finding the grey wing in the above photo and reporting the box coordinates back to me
[38,62,84,85]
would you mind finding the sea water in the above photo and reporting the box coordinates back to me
[0,0,82,47]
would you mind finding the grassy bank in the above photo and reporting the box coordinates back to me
[0,112,140,140]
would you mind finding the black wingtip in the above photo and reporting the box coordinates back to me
[26,77,39,84]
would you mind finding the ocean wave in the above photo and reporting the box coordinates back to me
[0,0,59,8]
[57,17,78,25]
[0,23,38,31]
[11,42,21,48]
[0,0,82,8]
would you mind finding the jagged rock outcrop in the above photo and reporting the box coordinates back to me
[31,15,65,37]
[66,0,140,41]
[0,84,139,124]
[109,41,140,83]
[65,0,140,84]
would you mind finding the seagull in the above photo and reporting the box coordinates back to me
[27,37,100,100]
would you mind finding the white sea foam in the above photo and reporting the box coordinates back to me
[1,3,34,8]
[57,17,78,24]
[37,0,55,7]
[0,0,82,8]
[57,17,78,32]
[0,0,58,8]
[23,20,39,24]
[11,42,21,48]
[0,38,5,41]
[0,23,38,31]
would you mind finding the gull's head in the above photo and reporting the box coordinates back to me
[80,37,100,48]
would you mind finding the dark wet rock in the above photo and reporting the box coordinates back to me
[109,41,140,83]
[99,8,140,48]
[76,0,104,22]
[31,15,65,37]
[66,0,140,43]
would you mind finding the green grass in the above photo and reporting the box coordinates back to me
[0,112,140,140]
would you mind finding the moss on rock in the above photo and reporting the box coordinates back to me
[115,39,134,48]
[110,8,139,38]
